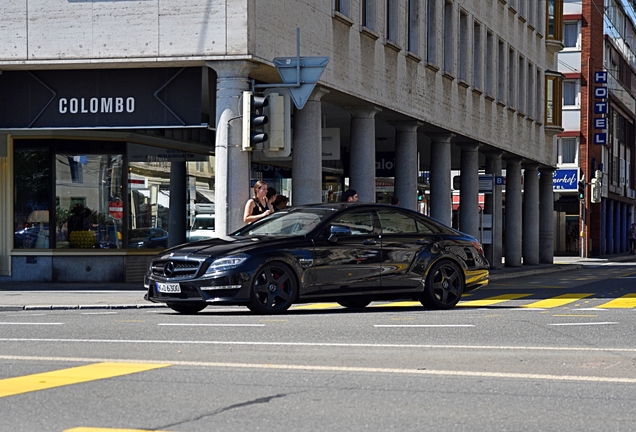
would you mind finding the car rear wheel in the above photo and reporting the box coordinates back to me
[337,300,371,309]
[420,260,464,310]
[166,302,207,314]
[247,261,297,314]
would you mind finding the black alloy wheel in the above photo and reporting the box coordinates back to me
[247,261,298,314]
[420,260,464,310]
[166,302,207,314]
[337,300,372,309]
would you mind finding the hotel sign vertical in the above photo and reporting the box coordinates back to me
[593,71,608,145]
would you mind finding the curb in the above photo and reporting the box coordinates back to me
[489,264,585,282]
[1,303,167,311]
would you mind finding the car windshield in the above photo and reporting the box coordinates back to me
[234,208,333,237]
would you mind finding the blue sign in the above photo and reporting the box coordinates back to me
[594,118,607,129]
[594,71,608,83]
[553,169,578,191]
[495,176,505,185]
[594,133,607,145]
[594,102,608,114]
[594,86,608,98]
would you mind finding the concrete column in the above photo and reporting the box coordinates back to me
[539,166,555,264]
[607,199,614,254]
[458,142,481,238]
[292,88,329,205]
[168,161,187,247]
[429,133,455,226]
[504,157,523,267]
[348,106,381,202]
[621,202,627,252]
[484,151,503,268]
[393,121,421,211]
[614,200,621,254]
[522,163,539,265]
[208,61,256,235]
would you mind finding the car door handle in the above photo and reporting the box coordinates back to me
[363,239,377,245]
[416,239,432,245]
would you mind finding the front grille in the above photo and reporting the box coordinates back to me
[152,285,203,300]
[151,260,201,279]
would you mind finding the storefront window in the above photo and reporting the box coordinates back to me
[13,139,213,250]
[55,154,124,249]
[14,148,51,249]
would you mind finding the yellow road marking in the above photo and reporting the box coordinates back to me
[291,303,342,310]
[598,293,636,308]
[522,293,593,309]
[0,362,170,398]
[374,301,421,307]
[457,294,532,307]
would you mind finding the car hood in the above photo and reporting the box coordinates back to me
[158,235,303,259]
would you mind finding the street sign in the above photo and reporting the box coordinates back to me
[108,199,123,220]
[479,175,493,193]
[273,56,329,109]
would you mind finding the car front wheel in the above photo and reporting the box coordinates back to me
[247,261,297,314]
[420,260,464,310]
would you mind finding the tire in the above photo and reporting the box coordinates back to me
[420,260,464,310]
[167,302,207,314]
[247,261,297,314]
[337,300,371,309]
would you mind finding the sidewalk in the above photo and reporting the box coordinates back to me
[1,254,634,311]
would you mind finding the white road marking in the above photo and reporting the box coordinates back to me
[374,324,474,328]
[1,354,635,384]
[157,323,265,327]
[3,338,636,353]
[81,312,119,315]
[0,323,63,326]
[548,322,618,326]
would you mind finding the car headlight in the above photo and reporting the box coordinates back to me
[206,254,249,273]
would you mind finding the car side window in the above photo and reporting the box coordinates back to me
[377,210,418,234]
[415,219,438,234]
[331,210,375,235]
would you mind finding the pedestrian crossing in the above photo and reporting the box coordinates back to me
[290,292,636,310]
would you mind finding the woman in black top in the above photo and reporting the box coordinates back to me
[243,180,273,223]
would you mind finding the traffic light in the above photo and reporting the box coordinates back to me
[417,189,424,201]
[590,178,601,203]
[577,179,585,201]
[242,91,269,151]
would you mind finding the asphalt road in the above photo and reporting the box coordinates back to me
[2,261,636,431]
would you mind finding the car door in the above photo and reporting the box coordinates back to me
[377,208,436,290]
[310,209,383,297]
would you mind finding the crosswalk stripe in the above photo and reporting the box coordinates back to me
[0,362,171,398]
[597,293,636,309]
[457,294,532,307]
[522,293,593,309]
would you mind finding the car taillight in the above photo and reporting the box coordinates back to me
[471,240,484,256]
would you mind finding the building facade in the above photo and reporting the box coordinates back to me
[0,0,564,283]
[557,0,636,256]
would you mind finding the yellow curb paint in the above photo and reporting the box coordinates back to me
[522,293,593,309]
[457,293,532,307]
[0,362,171,398]
[291,303,341,310]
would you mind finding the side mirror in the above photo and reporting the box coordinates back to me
[328,225,352,242]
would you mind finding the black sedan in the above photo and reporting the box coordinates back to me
[144,203,489,314]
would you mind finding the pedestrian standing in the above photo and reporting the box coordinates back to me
[243,181,273,223]
[630,223,636,254]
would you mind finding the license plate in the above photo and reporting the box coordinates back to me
[157,282,181,293]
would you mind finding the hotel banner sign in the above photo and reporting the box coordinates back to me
[0,67,203,129]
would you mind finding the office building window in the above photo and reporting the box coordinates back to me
[407,0,420,54]
[459,11,469,81]
[426,0,438,64]
[545,71,563,126]
[485,31,495,97]
[563,22,579,48]
[362,0,376,31]
[443,1,454,74]
[563,80,579,107]
[473,21,483,89]
[386,0,398,43]
[559,138,577,164]
[546,0,563,41]
[334,0,350,16]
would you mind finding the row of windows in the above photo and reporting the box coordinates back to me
[334,1,564,127]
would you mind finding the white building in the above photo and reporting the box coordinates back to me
[0,0,564,282]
